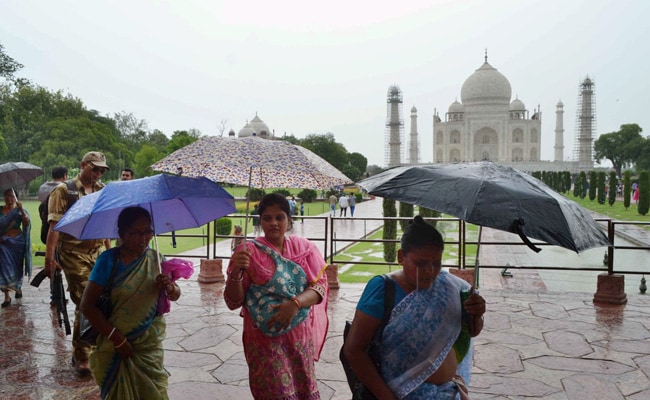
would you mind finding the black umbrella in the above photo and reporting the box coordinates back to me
[357,162,609,253]
[0,161,44,191]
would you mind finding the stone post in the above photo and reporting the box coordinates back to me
[326,264,339,289]
[593,273,627,305]
[198,259,224,283]
[449,268,475,287]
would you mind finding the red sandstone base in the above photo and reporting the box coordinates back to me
[449,268,476,287]
[593,273,627,305]
[326,264,339,289]
[198,259,224,283]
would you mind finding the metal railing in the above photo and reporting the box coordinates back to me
[158,215,650,279]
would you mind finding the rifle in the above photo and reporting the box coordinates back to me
[30,268,71,335]
[52,270,71,335]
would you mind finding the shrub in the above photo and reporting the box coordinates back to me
[355,193,363,203]
[297,189,317,203]
[638,171,649,216]
[419,206,440,228]
[608,171,617,206]
[399,202,414,232]
[247,188,266,202]
[215,218,232,235]
[382,198,397,263]
[623,170,631,210]
[272,189,291,198]
[588,171,597,201]
[597,172,606,205]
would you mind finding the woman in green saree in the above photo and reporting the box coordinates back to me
[81,206,181,399]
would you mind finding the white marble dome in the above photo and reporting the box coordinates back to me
[460,61,512,107]
[509,97,526,111]
[238,114,272,138]
[448,100,465,113]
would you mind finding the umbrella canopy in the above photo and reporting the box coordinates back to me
[54,174,237,240]
[357,162,610,253]
[150,136,352,189]
[0,162,44,191]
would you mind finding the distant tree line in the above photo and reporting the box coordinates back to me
[0,43,368,192]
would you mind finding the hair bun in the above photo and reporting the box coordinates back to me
[413,215,425,225]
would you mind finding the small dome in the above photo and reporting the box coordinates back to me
[509,97,526,111]
[248,114,271,138]
[556,100,564,108]
[238,122,256,138]
[411,105,417,113]
[460,61,511,107]
[448,100,465,113]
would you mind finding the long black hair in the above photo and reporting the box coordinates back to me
[400,215,444,254]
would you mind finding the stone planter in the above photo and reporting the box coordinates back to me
[198,259,224,283]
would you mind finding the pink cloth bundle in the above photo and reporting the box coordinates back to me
[157,258,194,314]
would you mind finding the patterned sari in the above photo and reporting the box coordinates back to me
[381,270,473,400]
[0,207,31,291]
[89,248,168,400]
[231,236,329,400]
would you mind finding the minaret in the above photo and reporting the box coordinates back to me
[574,77,596,168]
[554,100,564,162]
[408,106,420,165]
[385,85,404,168]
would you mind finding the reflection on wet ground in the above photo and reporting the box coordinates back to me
[2,198,650,399]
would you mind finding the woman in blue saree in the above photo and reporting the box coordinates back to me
[343,216,486,399]
[81,207,180,399]
[0,188,31,308]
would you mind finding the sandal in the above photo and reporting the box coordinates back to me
[1,299,11,308]
[15,289,22,299]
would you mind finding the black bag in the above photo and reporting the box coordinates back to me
[79,251,119,346]
[39,180,79,244]
[340,275,395,400]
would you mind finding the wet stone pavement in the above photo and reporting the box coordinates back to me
[2,198,650,399]
[4,274,650,399]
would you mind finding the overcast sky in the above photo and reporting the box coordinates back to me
[1,0,647,167]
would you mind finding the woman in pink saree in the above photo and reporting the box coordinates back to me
[225,193,329,399]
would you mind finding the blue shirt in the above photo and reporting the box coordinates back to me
[356,275,407,319]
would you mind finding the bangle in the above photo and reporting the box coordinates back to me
[107,327,116,340]
[115,337,128,348]
[292,297,302,309]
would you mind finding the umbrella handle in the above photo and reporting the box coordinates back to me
[513,219,542,253]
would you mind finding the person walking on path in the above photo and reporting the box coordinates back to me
[339,193,349,217]
[343,215,485,399]
[0,188,31,307]
[81,206,179,399]
[44,151,112,375]
[348,193,356,217]
[329,193,338,217]
[225,193,329,399]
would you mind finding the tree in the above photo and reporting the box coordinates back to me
[300,133,348,172]
[113,111,149,148]
[134,144,165,178]
[588,171,597,201]
[608,171,617,206]
[398,201,414,232]
[597,172,606,205]
[0,43,23,81]
[638,171,649,216]
[216,119,229,137]
[623,170,631,210]
[167,130,202,154]
[635,139,650,173]
[594,124,644,176]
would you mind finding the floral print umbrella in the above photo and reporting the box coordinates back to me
[150,136,352,190]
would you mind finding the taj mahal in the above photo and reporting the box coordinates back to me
[229,53,597,174]
[387,53,597,173]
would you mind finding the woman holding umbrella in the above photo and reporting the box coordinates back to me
[0,188,31,307]
[225,193,329,399]
[343,216,486,399]
[80,207,180,399]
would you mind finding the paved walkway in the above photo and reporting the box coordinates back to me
[2,198,650,399]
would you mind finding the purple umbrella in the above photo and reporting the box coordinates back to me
[54,174,237,240]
